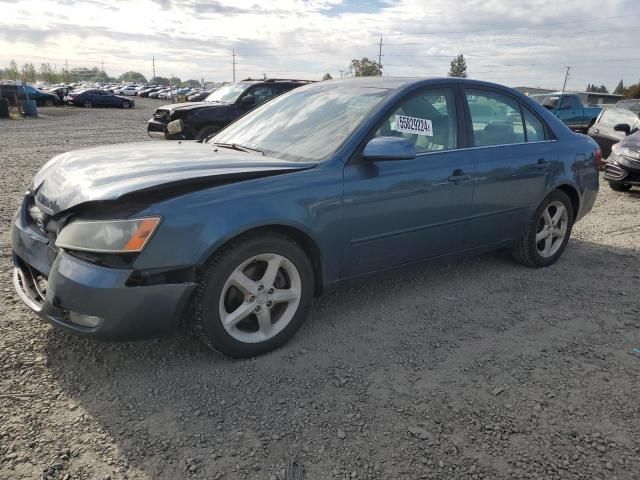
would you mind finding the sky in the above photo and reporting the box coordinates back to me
[1,0,638,91]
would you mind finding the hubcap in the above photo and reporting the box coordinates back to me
[535,201,569,258]
[219,253,302,344]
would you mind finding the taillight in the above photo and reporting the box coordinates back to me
[595,148,604,171]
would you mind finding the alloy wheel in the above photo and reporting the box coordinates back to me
[218,253,302,344]
[535,201,569,258]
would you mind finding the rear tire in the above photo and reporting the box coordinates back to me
[83,100,92,108]
[511,190,574,268]
[190,233,314,358]
[609,181,631,192]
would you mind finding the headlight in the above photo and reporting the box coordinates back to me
[612,144,640,160]
[167,119,184,134]
[56,217,161,253]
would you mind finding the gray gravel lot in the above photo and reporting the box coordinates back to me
[1,98,639,480]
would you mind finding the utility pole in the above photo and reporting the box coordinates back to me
[101,59,104,72]
[561,66,571,94]
[339,69,344,78]
[152,56,156,81]
[378,35,383,76]
[232,48,236,82]
[557,66,571,112]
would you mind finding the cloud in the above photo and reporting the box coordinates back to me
[0,0,638,89]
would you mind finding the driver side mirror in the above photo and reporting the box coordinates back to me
[362,137,416,161]
[241,94,255,106]
[614,123,632,136]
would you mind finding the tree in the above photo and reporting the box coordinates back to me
[39,63,59,83]
[150,76,170,85]
[614,80,625,95]
[322,73,333,81]
[586,84,609,94]
[7,59,19,80]
[169,76,181,85]
[448,54,467,78]
[182,79,201,87]
[349,58,381,77]
[119,71,147,83]
[624,83,640,99]
[21,62,36,82]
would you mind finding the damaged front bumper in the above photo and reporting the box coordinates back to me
[11,206,196,341]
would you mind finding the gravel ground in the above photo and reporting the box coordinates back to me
[1,98,639,480]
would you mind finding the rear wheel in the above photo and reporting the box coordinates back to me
[609,181,632,192]
[44,99,54,107]
[190,233,314,358]
[512,190,574,268]
[83,100,92,108]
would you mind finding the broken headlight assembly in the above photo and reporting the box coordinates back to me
[56,217,161,253]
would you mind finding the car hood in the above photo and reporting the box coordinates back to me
[32,141,316,214]
[158,101,227,114]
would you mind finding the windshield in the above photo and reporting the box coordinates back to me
[205,83,249,103]
[210,84,391,162]
[616,99,640,111]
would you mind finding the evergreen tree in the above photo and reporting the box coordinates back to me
[448,54,468,78]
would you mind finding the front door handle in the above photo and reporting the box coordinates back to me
[448,169,472,183]
[593,128,600,134]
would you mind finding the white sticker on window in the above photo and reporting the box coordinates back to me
[394,115,433,136]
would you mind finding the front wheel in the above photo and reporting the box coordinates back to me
[512,190,574,268]
[190,233,314,358]
[609,181,632,192]
[83,100,92,108]
[121,101,131,109]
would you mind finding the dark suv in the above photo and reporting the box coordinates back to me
[147,78,312,141]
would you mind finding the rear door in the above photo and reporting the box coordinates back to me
[462,88,553,246]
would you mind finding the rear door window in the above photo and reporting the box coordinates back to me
[522,108,548,142]
[465,89,525,146]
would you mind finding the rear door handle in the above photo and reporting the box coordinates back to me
[448,170,472,183]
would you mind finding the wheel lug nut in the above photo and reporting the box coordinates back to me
[268,288,274,294]
[267,301,273,308]
[258,285,264,291]
[248,295,255,302]
[255,306,261,312]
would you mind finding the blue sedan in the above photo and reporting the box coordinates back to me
[66,88,134,108]
[11,77,599,357]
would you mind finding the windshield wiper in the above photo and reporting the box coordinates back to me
[212,142,264,155]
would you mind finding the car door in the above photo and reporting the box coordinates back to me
[462,88,553,246]
[342,86,475,276]
[557,95,582,129]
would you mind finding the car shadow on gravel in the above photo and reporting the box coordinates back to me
[39,238,640,478]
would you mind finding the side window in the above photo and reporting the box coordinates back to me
[522,108,547,142]
[373,87,457,153]
[252,86,274,105]
[465,89,525,146]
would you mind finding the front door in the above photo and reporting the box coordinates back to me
[342,86,475,277]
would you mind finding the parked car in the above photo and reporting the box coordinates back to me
[11,77,599,358]
[147,79,312,140]
[0,83,60,106]
[139,87,162,97]
[531,93,602,132]
[114,85,140,96]
[44,86,70,103]
[66,89,134,108]
[187,90,211,102]
[615,99,640,113]
[588,107,640,157]
[148,89,168,99]
[602,128,640,191]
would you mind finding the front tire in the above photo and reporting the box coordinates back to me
[609,181,631,192]
[83,100,92,108]
[512,190,574,268]
[190,233,314,358]
[121,101,131,109]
